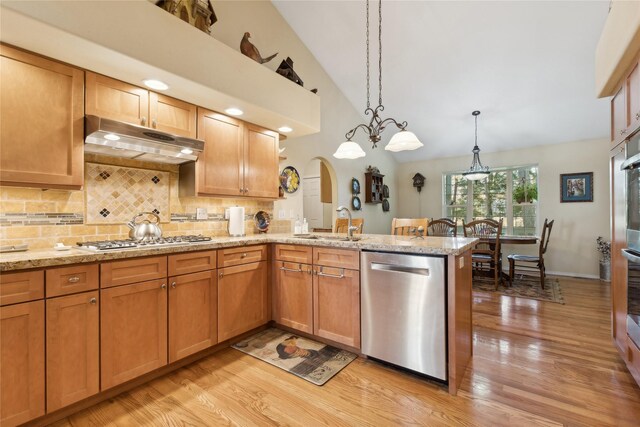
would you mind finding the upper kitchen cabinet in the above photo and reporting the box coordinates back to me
[180,108,279,199]
[611,59,640,148]
[0,44,84,190]
[86,72,197,138]
[627,61,640,134]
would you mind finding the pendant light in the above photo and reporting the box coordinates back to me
[334,0,422,160]
[462,110,490,181]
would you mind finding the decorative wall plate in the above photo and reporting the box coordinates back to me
[382,199,390,212]
[382,184,389,198]
[352,196,362,211]
[254,210,270,233]
[280,166,300,194]
[352,178,361,195]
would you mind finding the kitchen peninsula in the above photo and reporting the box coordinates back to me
[0,233,476,426]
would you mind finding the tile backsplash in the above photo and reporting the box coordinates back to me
[0,154,291,249]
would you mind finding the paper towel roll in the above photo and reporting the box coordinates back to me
[228,206,245,237]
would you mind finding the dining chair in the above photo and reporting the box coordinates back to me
[507,218,554,289]
[427,218,457,237]
[391,218,429,237]
[335,218,364,234]
[463,218,503,289]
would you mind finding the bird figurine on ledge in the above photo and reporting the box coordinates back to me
[240,32,278,64]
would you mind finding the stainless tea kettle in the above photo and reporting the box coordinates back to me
[126,212,162,241]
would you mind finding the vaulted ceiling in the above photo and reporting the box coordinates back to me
[273,0,611,162]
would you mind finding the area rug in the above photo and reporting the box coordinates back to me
[473,275,564,304]
[232,328,357,386]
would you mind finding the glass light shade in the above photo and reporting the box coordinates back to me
[385,131,423,152]
[462,171,489,180]
[333,141,366,159]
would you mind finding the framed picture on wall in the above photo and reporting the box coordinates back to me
[560,172,593,203]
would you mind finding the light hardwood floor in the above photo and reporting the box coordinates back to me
[52,276,640,426]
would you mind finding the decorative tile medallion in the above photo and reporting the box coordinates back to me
[85,163,170,224]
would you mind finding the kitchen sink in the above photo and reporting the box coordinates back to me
[293,235,363,242]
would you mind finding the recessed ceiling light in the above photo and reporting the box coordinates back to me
[180,148,193,155]
[225,108,243,116]
[143,79,169,91]
[278,126,293,133]
[104,133,120,141]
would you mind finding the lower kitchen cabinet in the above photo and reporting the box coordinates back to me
[313,266,360,348]
[101,279,168,390]
[0,300,45,427]
[218,261,269,341]
[168,270,218,363]
[273,261,314,334]
[46,291,99,412]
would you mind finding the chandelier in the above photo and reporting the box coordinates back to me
[333,0,423,159]
[462,110,490,180]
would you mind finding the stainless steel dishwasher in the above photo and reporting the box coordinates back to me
[361,251,447,381]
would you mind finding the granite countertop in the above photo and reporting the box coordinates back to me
[0,233,478,272]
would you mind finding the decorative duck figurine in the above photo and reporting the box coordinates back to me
[240,32,277,64]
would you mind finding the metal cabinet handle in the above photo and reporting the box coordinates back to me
[636,112,640,120]
[161,283,167,289]
[316,266,345,279]
[280,263,303,273]
[241,253,247,258]
[141,116,147,126]
[67,276,80,283]
[244,188,249,193]
[239,188,244,193]
[152,118,157,128]
[171,281,176,289]
[620,129,627,135]
[219,272,224,279]
[89,297,97,305]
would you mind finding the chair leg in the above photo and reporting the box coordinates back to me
[508,259,514,287]
[539,261,545,289]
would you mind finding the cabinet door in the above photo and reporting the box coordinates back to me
[313,266,360,348]
[101,279,167,390]
[196,108,244,196]
[168,271,217,363]
[611,146,628,353]
[627,61,640,132]
[244,124,279,198]
[86,71,149,127]
[0,300,44,427]
[274,261,313,334]
[218,261,269,341]
[46,291,99,412]
[149,92,197,138]
[0,45,84,189]
[611,85,627,146]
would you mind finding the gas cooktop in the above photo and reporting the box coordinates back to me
[76,235,212,252]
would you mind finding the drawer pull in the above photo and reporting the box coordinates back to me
[316,267,345,279]
[171,281,176,289]
[89,297,97,305]
[67,276,80,283]
[280,264,303,273]
[161,283,167,289]
[219,272,224,279]
[241,253,248,258]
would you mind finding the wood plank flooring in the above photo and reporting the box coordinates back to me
[52,276,640,426]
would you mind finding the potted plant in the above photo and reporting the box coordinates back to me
[513,182,538,204]
[596,236,611,282]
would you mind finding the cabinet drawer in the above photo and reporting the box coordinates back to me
[218,245,267,268]
[275,244,312,264]
[628,336,640,382]
[313,247,359,270]
[101,256,167,288]
[0,270,44,306]
[46,264,99,297]
[168,250,216,276]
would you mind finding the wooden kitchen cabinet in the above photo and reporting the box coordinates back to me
[86,72,196,138]
[611,145,628,353]
[168,270,217,362]
[46,291,99,412]
[101,279,168,390]
[100,255,167,288]
[0,300,45,427]
[0,269,44,306]
[179,108,279,198]
[313,266,360,348]
[611,85,627,146]
[46,263,99,297]
[273,261,314,334]
[218,260,269,341]
[0,44,84,189]
[218,245,267,268]
[627,61,640,133]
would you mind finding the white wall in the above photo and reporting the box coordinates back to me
[397,138,610,278]
[210,1,399,234]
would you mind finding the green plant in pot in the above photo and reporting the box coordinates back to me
[513,183,538,204]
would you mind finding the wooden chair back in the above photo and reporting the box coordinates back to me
[539,218,554,258]
[427,218,457,237]
[463,218,503,262]
[335,218,364,234]
[391,218,429,236]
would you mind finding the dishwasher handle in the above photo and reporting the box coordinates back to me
[370,262,430,276]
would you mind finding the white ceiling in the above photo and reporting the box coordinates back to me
[272,0,611,162]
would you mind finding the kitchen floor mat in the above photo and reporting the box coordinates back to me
[473,275,564,304]
[232,328,357,386]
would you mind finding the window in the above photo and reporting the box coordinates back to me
[443,165,538,235]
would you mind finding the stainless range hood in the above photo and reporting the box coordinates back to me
[84,115,204,164]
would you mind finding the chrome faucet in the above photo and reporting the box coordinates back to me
[336,206,359,239]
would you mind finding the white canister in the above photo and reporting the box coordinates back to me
[228,206,245,237]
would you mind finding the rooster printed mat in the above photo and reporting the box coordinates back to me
[232,328,357,386]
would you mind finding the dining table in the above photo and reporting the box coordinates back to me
[473,234,539,282]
